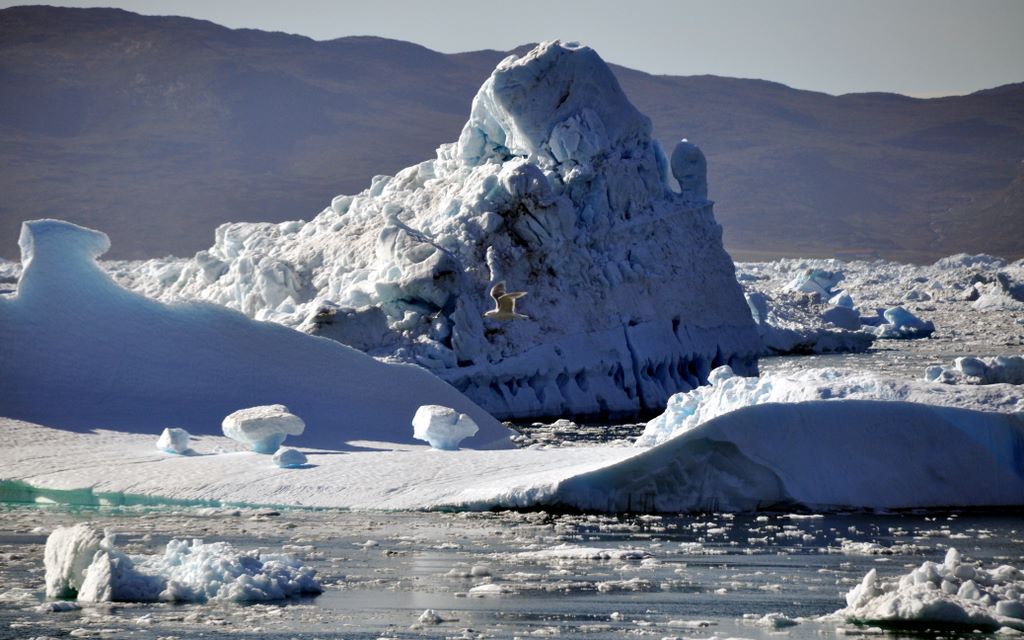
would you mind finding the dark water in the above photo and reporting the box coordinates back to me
[0,503,1020,639]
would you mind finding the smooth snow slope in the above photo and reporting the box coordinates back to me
[147,41,760,420]
[0,220,512,450]
[4,396,1020,512]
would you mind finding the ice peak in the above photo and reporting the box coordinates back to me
[457,40,659,180]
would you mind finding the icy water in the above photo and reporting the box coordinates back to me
[1,503,1020,639]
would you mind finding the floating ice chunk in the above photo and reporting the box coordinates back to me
[44,523,103,599]
[156,427,191,454]
[837,548,1024,631]
[418,609,444,624]
[515,544,651,561]
[222,405,305,454]
[44,525,322,604]
[821,305,861,330]
[412,405,479,450]
[926,355,1024,385]
[784,268,844,298]
[829,290,855,308]
[272,448,308,468]
[872,306,935,339]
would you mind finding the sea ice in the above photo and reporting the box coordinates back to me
[155,427,191,454]
[45,524,322,603]
[836,548,1024,631]
[412,405,479,450]
[272,447,308,468]
[222,405,305,454]
[127,40,760,419]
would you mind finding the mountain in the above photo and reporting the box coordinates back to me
[1,6,1022,262]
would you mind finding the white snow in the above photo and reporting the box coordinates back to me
[119,40,760,420]
[412,405,479,450]
[836,548,1024,631]
[155,427,191,454]
[926,355,1024,385]
[45,524,321,603]
[0,219,513,451]
[222,405,305,454]
[272,448,308,468]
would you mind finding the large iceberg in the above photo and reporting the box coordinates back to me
[0,219,512,450]
[150,41,760,420]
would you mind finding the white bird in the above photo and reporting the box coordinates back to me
[484,281,529,320]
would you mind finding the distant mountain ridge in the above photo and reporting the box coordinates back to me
[1,5,1022,261]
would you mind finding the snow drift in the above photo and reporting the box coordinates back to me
[0,219,512,450]
[150,40,760,419]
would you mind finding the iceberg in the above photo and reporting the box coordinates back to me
[0,219,513,450]
[871,305,935,339]
[43,523,103,599]
[412,404,479,450]
[925,355,1024,385]
[155,427,191,454]
[148,41,760,420]
[272,447,308,468]
[222,404,305,453]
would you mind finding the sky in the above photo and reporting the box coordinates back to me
[4,0,1024,96]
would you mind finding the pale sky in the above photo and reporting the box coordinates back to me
[7,0,1023,96]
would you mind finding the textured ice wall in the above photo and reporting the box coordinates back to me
[153,41,759,419]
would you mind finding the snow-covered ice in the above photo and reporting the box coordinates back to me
[0,219,513,450]
[636,365,1023,447]
[156,427,191,454]
[836,548,1024,631]
[44,524,322,603]
[44,523,102,599]
[222,404,305,453]
[120,40,760,420]
[412,404,479,450]
[272,447,308,468]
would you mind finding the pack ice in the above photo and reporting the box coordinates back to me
[0,219,512,450]
[152,40,760,419]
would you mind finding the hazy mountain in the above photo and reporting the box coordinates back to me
[2,6,1021,261]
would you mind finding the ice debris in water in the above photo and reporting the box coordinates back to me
[222,404,305,454]
[272,447,308,468]
[837,548,1024,631]
[44,524,321,603]
[155,427,191,454]
[870,306,935,339]
[412,405,479,450]
[926,355,1024,385]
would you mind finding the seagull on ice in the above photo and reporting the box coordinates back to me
[484,281,529,320]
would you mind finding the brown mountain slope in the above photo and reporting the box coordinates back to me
[1,6,1021,261]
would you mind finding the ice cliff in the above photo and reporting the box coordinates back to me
[154,41,760,419]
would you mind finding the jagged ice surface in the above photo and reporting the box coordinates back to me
[146,41,760,420]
